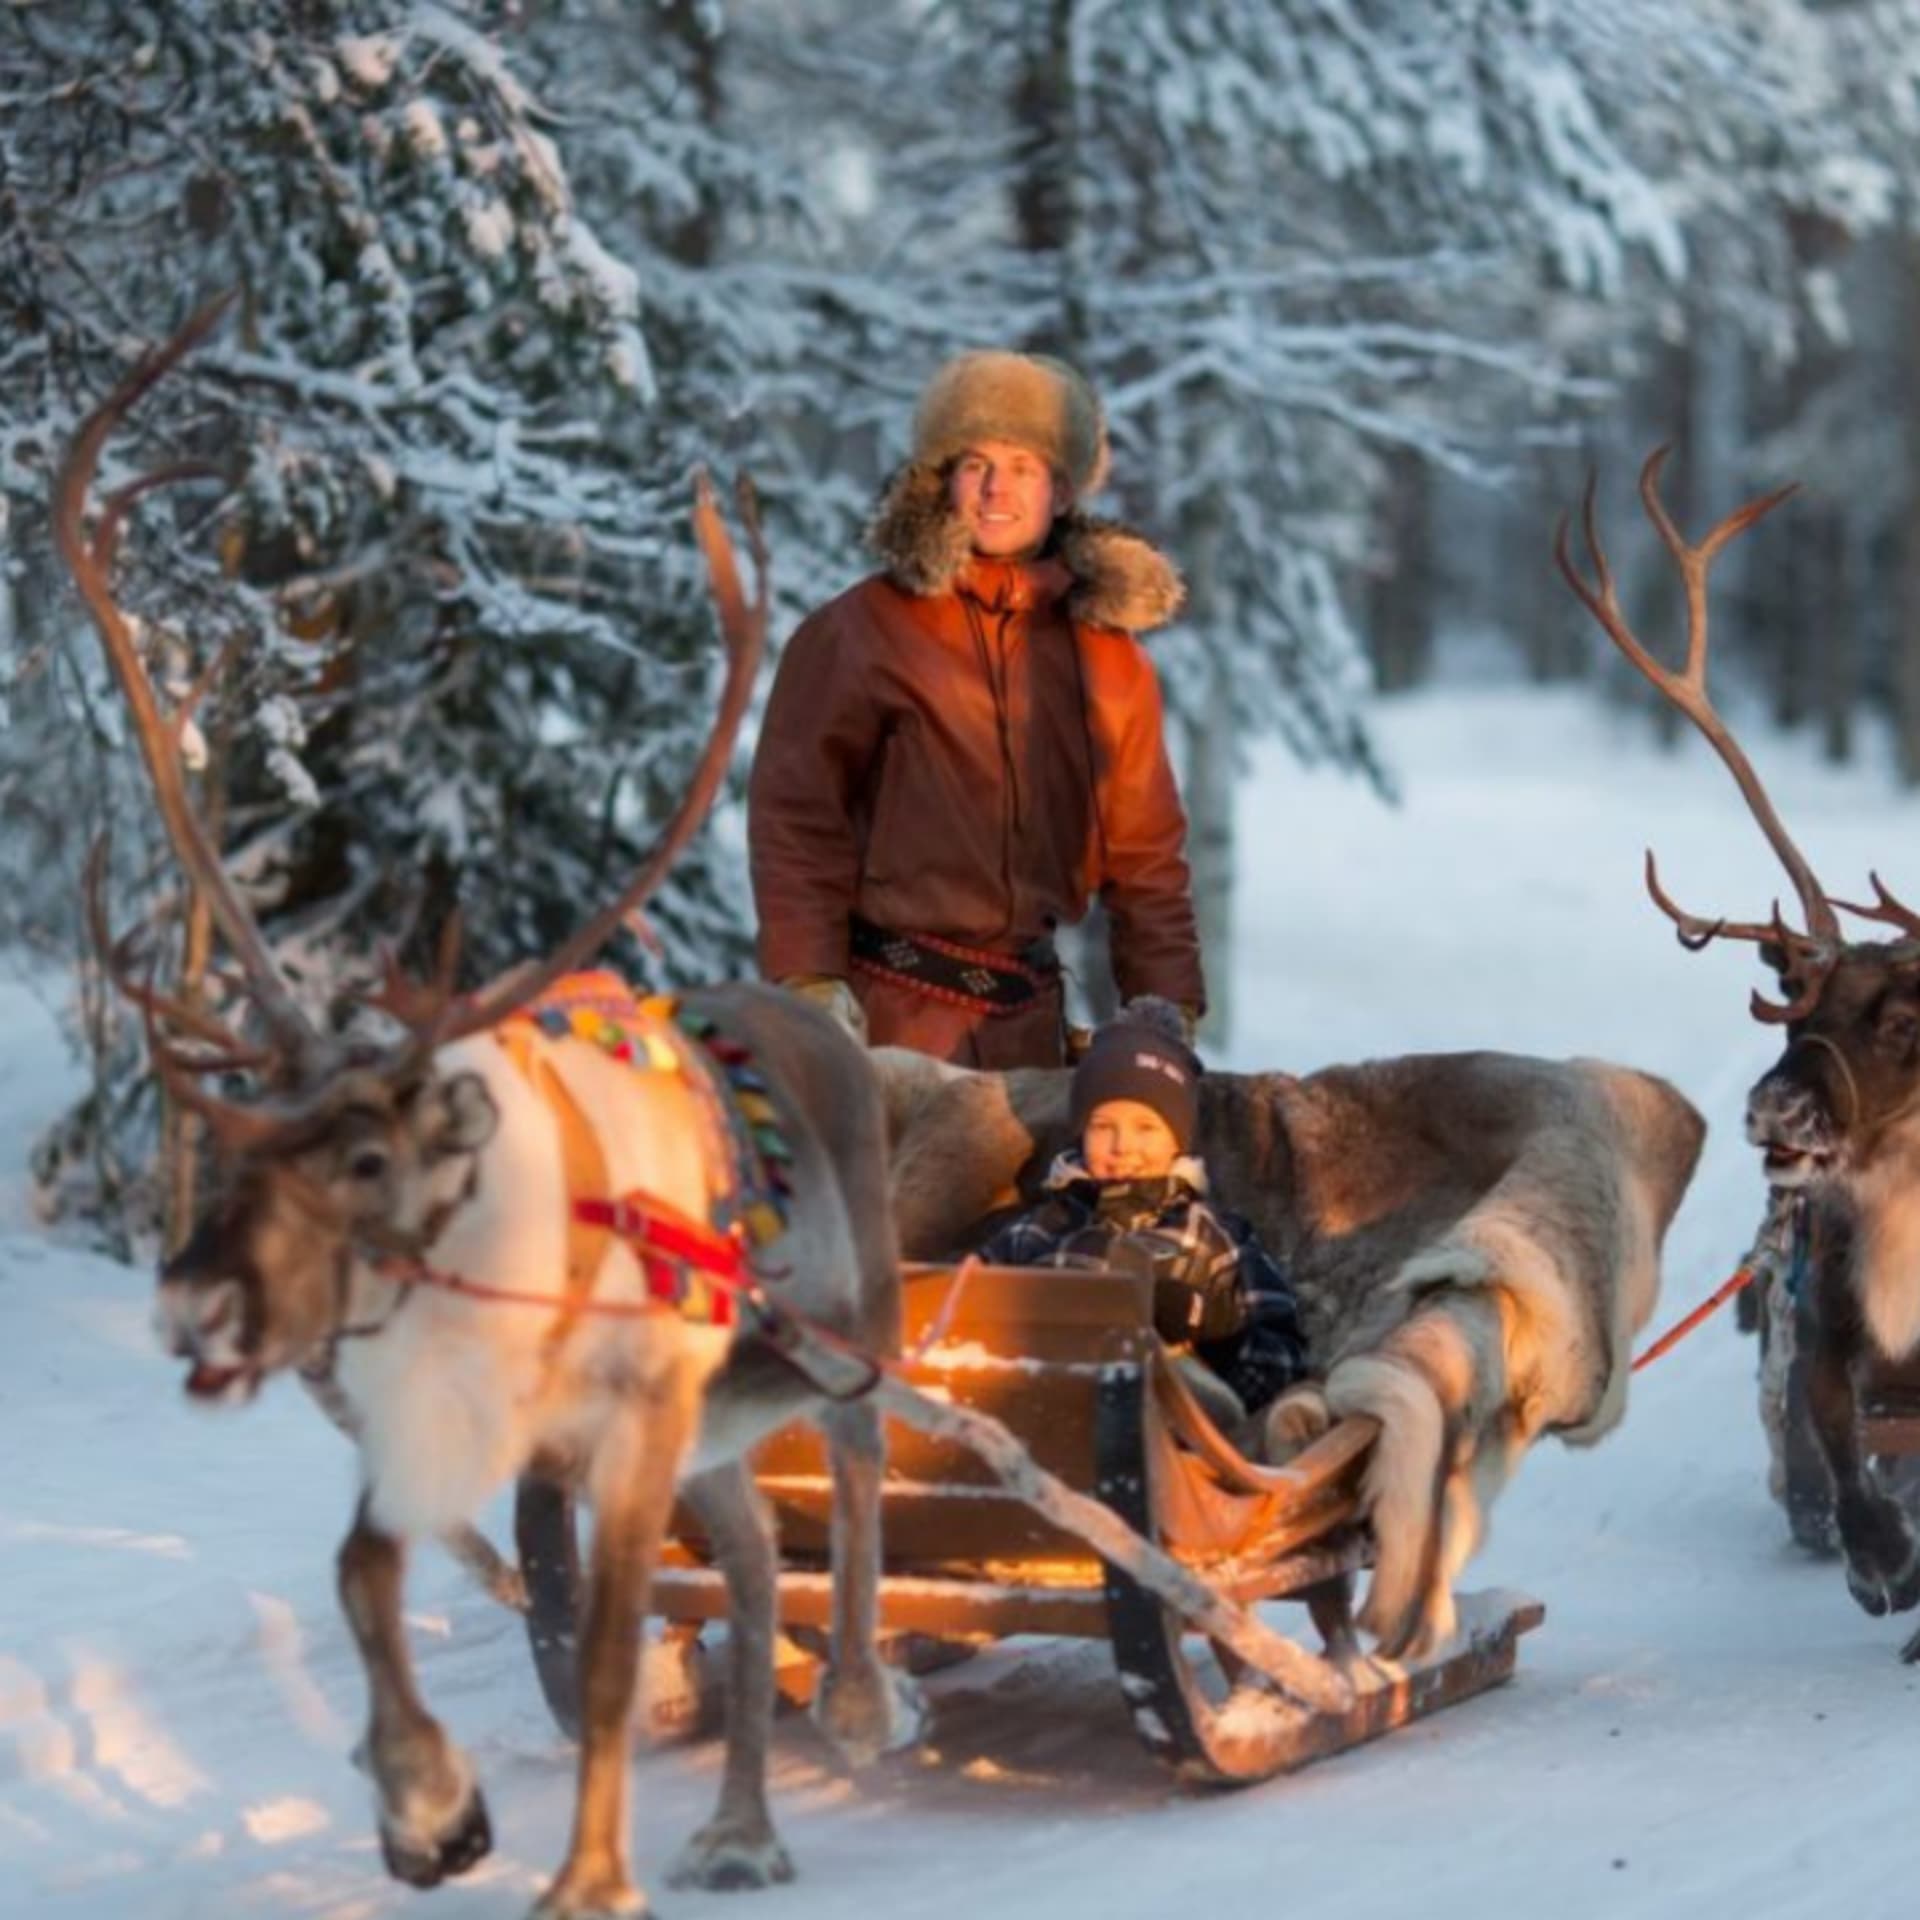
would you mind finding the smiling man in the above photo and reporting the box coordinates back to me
[747,348,1206,1069]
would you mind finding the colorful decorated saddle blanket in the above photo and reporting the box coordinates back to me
[495,971,793,1330]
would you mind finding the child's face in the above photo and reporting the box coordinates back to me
[1082,1099,1181,1181]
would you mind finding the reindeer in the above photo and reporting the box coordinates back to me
[55,303,915,1919]
[1558,447,1920,1636]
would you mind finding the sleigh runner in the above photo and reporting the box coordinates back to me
[516,1259,1544,1786]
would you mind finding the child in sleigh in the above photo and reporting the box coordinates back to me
[977,1000,1318,1459]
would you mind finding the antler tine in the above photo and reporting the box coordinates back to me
[1642,851,1815,953]
[1636,446,1800,687]
[1554,474,1661,690]
[141,996,300,1153]
[52,293,320,1069]
[362,911,467,1079]
[1643,850,1732,952]
[1559,448,1837,950]
[1831,870,1920,941]
[433,468,769,1045]
[1750,963,1830,1027]
[1644,844,1830,1022]
[1746,902,1834,1025]
[94,462,226,575]
[84,837,269,1066]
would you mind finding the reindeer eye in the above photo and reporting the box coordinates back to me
[346,1147,391,1184]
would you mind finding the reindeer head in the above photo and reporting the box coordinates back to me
[155,1064,501,1402]
[1558,450,1920,1195]
[55,297,766,1403]
[1739,893,1920,1191]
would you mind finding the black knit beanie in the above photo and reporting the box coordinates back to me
[1070,999,1201,1150]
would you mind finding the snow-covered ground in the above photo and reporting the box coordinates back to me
[5,684,1918,1920]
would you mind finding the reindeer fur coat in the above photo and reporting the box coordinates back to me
[877,1044,1707,1654]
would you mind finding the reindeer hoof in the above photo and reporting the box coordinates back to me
[813,1663,926,1768]
[530,1866,648,1917]
[1841,1503,1920,1617]
[666,1820,795,1891]
[379,1786,492,1888]
[1845,1552,1920,1617]
[1847,1564,1893,1617]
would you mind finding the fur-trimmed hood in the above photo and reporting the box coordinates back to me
[864,463,1185,636]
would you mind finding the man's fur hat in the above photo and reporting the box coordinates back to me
[911,349,1111,496]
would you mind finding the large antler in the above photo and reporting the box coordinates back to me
[61,297,769,1130]
[414,471,769,1049]
[1555,445,1835,1024]
[53,293,324,1071]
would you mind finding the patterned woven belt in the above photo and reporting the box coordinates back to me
[848,914,1060,1017]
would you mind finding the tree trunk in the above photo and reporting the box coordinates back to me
[1183,660,1236,1048]
[1012,0,1088,356]
[660,0,723,269]
[1822,513,1858,766]
[1896,236,1920,784]
[1368,450,1432,693]
[1772,508,1815,731]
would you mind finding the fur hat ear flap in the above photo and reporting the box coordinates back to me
[912,349,1110,496]
[865,462,975,596]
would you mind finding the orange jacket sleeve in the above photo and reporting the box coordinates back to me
[746,604,884,981]
[1093,641,1208,1011]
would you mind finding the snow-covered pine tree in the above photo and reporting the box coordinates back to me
[0,1,785,1238]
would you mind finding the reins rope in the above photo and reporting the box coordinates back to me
[1798,1032,1861,1128]
[373,1239,981,1386]
[1631,1193,1807,1372]
[1629,1262,1758,1373]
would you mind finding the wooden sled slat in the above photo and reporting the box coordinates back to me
[654,1560,1111,1640]
[1123,1590,1546,1786]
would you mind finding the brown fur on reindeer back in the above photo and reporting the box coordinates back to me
[875,1045,1705,1656]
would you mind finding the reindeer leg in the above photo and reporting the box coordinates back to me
[337,1503,492,1888]
[666,1462,794,1891]
[1805,1323,1920,1617]
[812,1397,924,1765]
[304,1368,526,1611]
[535,1374,699,1920]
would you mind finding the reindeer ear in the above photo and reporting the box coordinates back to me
[426,1072,499,1157]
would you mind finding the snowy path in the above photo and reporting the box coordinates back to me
[4,686,1916,1920]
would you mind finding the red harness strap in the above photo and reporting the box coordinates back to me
[572,1191,750,1329]
[377,1190,752,1329]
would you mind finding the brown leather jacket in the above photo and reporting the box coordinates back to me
[748,467,1206,1065]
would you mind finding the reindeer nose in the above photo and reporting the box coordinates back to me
[1747,1076,1829,1141]
[153,1272,239,1359]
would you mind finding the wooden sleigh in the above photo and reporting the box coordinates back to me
[513,1262,1543,1786]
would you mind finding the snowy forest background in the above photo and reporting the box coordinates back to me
[6,0,1920,1243]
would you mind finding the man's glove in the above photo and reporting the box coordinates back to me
[778,973,869,1045]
